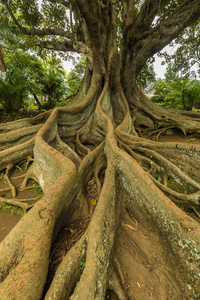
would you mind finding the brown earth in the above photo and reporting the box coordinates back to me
[0,212,21,243]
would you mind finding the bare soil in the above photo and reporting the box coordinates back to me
[0,212,21,243]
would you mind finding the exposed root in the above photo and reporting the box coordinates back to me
[107,266,127,300]
[76,127,91,156]
[0,138,35,171]
[54,134,81,168]
[133,146,200,191]
[119,140,161,173]
[12,174,26,180]
[25,156,34,170]
[149,174,200,205]
[145,126,175,141]
[45,235,87,299]
[4,164,16,198]
[0,196,35,214]
[192,206,200,218]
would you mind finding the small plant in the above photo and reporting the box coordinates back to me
[177,203,183,210]
[79,260,86,272]
[0,204,23,216]
[19,161,27,170]
[152,173,159,180]
[29,179,43,193]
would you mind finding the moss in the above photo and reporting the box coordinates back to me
[167,177,190,194]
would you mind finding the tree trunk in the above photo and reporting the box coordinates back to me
[0,45,6,73]
[33,93,43,109]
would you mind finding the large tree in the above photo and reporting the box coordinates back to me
[1,1,200,299]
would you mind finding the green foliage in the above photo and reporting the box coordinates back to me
[66,55,86,101]
[157,20,200,78]
[0,48,68,111]
[79,260,86,272]
[0,204,23,216]
[39,69,67,109]
[29,179,43,194]
[151,63,200,110]
[152,173,159,180]
[0,64,33,112]
[137,63,156,91]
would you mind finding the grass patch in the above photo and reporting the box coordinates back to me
[29,179,43,194]
[0,204,23,216]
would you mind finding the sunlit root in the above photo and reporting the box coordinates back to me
[25,156,34,170]
[149,175,200,205]
[0,138,35,171]
[0,124,42,151]
[136,146,200,191]
[4,164,16,198]
[0,196,34,214]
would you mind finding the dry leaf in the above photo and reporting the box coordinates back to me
[125,224,138,231]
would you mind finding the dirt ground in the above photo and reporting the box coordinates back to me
[0,212,21,242]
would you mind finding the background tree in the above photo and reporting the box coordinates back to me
[1,1,200,299]
[136,62,156,91]
[0,48,68,111]
[66,54,86,101]
[151,63,200,110]
[0,63,31,112]
[156,17,200,78]
[32,56,67,109]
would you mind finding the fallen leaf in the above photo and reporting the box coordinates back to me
[125,224,138,231]
[91,199,96,205]
[88,180,95,185]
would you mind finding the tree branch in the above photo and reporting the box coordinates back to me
[146,0,200,56]
[135,0,170,33]
[132,0,200,75]
[35,39,93,63]
[2,0,74,40]
[47,0,71,9]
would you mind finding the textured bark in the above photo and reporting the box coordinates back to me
[1,1,200,299]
